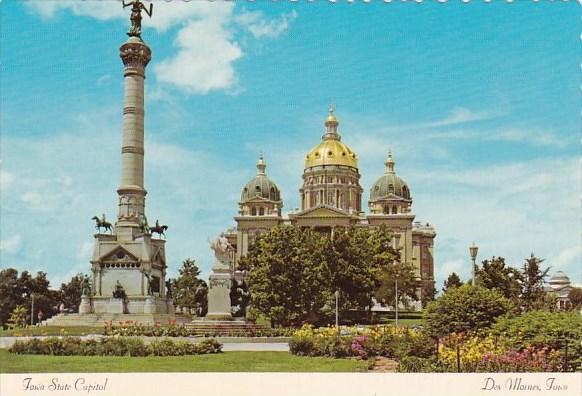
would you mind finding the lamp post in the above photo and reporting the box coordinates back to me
[334,290,340,329]
[30,293,35,326]
[469,242,479,286]
[395,278,399,326]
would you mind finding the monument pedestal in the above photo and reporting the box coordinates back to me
[79,295,92,314]
[108,298,125,314]
[206,272,232,320]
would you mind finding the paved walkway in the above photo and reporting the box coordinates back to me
[0,336,289,352]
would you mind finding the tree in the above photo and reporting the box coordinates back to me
[328,225,400,313]
[0,268,23,327]
[519,253,550,311]
[7,306,28,329]
[375,261,418,310]
[476,257,521,301]
[567,287,582,310]
[230,279,250,317]
[18,271,59,324]
[171,259,207,316]
[421,281,437,308]
[59,273,87,313]
[240,226,330,327]
[443,272,463,292]
[424,285,514,337]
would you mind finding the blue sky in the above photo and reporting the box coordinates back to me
[1,0,579,291]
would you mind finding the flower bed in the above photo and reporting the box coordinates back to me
[9,337,222,357]
[398,334,563,372]
[102,321,294,338]
[289,325,434,360]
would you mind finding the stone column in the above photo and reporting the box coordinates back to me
[117,37,151,238]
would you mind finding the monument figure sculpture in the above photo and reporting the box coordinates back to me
[92,214,112,234]
[122,0,153,38]
[206,233,234,319]
[150,219,168,239]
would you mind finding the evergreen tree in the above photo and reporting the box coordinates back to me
[59,273,87,313]
[443,272,463,292]
[520,253,550,311]
[171,259,207,316]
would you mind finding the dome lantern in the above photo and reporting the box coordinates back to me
[385,148,395,174]
[322,105,340,140]
[256,151,266,175]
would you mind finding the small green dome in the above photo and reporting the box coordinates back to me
[240,154,282,202]
[370,150,411,201]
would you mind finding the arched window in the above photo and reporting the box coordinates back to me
[251,207,257,216]
[383,206,390,214]
[255,185,261,196]
[392,206,398,214]
[388,184,394,193]
[402,186,409,199]
[270,187,276,201]
[259,207,265,216]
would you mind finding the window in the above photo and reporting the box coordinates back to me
[259,207,265,216]
[402,186,409,199]
[392,206,398,214]
[383,206,390,214]
[388,184,394,193]
[270,187,276,201]
[251,207,257,216]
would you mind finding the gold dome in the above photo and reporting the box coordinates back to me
[305,139,358,169]
[305,107,358,169]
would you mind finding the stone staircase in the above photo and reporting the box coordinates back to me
[185,320,268,336]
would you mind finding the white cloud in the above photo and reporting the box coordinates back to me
[0,169,15,191]
[0,235,22,254]
[548,246,580,271]
[236,10,297,39]
[154,18,243,94]
[26,1,297,95]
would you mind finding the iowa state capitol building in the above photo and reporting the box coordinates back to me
[225,108,437,307]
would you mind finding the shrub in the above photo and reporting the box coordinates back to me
[424,285,514,337]
[491,310,582,371]
[9,336,222,357]
[480,347,561,372]
[398,356,448,373]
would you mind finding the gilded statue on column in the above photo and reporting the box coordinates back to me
[122,0,153,38]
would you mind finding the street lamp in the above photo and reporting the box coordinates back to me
[395,278,399,326]
[30,293,35,326]
[469,242,479,286]
[334,290,340,329]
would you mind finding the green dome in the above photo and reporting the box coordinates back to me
[369,150,411,201]
[240,154,282,202]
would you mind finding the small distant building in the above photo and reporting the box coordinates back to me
[544,271,575,310]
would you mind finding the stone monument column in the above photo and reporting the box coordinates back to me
[116,36,151,241]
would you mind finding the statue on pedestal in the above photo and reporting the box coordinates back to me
[92,214,112,234]
[122,0,153,38]
[81,276,91,296]
[209,233,234,268]
[112,280,127,299]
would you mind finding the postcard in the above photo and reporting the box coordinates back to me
[0,1,580,395]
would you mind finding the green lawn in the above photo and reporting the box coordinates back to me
[0,350,368,373]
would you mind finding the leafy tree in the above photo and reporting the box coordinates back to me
[7,305,28,328]
[424,284,514,337]
[328,225,400,313]
[420,281,437,308]
[241,225,401,327]
[0,268,22,327]
[171,259,207,316]
[240,226,330,327]
[519,253,550,311]
[476,257,521,301]
[443,272,463,292]
[375,261,418,310]
[59,273,87,313]
[567,287,582,310]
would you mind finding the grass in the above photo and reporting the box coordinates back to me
[0,350,368,373]
[0,326,104,337]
